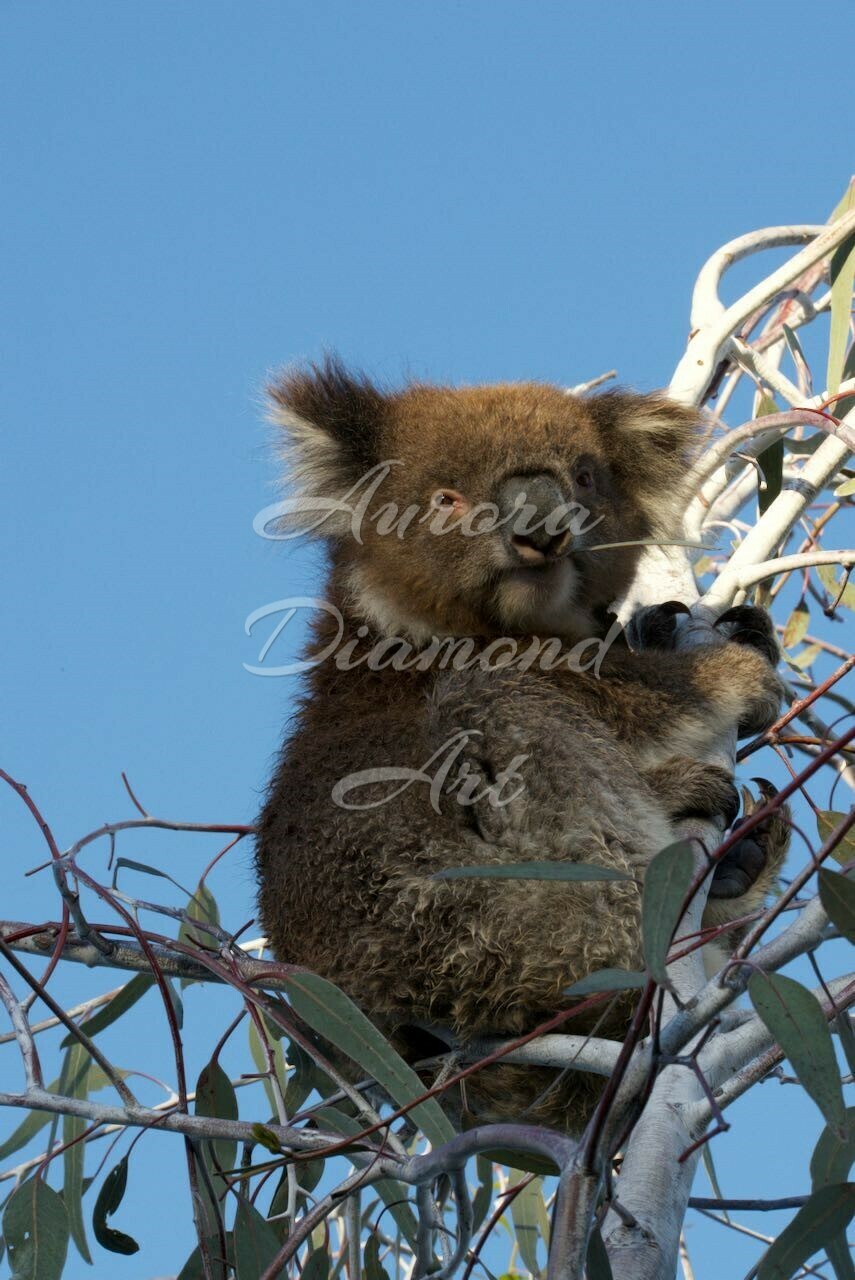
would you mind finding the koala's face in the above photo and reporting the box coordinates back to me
[269,358,698,642]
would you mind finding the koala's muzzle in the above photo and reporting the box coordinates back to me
[497,472,575,564]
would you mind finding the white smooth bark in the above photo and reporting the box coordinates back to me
[603,217,855,1280]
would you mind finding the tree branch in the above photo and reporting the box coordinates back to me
[721,548,855,596]
[0,920,292,989]
[0,933,137,1107]
[0,1089,342,1154]
[670,212,855,404]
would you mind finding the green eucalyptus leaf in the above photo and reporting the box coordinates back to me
[819,869,855,942]
[472,1155,493,1231]
[781,603,810,650]
[3,1178,69,1280]
[509,1176,549,1277]
[248,1018,290,1117]
[586,1225,614,1280]
[817,563,842,595]
[175,1233,233,1280]
[754,392,778,417]
[835,344,855,420]
[92,1156,139,1256]
[757,1182,855,1280]
[233,1199,280,1280]
[315,1108,418,1248]
[782,323,813,395]
[283,1040,319,1114]
[813,567,855,614]
[817,812,855,865]
[0,1059,128,1163]
[811,1109,855,1189]
[787,643,822,671]
[827,180,855,396]
[195,1058,238,1230]
[0,1109,54,1165]
[90,1157,137,1254]
[788,435,829,456]
[284,973,454,1146]
[748,972,846,1132]
[753,392,783,517]
[62,1043,92,1263]
[434,861,631,881]
[301,1245,330,1280]
[164,976,184,1030]
[836,1013,855,1076]
[364,1232,390,1280]
[565,968,646,997]
[702,1143,730,1223]
[826,1231,855,1280]
[757,440,784,516]
[111,857,191,895]
[61,975,154,1048]
[642,841,695,987]
[178,882,221,984]
[266,1170,292,1241]
[839,583,855,613]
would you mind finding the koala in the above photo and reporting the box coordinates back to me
[255,357,789,1132]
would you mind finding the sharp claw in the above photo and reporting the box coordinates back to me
[751,777,777,805]
[738,783,754,819]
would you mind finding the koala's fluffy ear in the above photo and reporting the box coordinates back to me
[586,390,701,531]
[267,355,386,535]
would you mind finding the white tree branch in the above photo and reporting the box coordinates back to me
[689,226,828,331]
[603,209,855,1280]
[0,984,126,1047]
[569,369,617,394]
[0,921,293,990]
[684,409,855,499]
[728,337,805,407]
[670,212,855,405]
[0,971,41,1091]
[464,1032,623,1076]
[0,934,138,1107]
[721,549,855,596]
[0,1088,340,1154]
[700,410,855,614]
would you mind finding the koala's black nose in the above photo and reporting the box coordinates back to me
[497,473,574,564]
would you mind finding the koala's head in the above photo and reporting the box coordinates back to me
[268,356,699,643]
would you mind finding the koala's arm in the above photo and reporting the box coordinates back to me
[603,604,789,949]
[574,605,785,761]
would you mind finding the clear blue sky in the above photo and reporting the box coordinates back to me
[2,3,852,1277]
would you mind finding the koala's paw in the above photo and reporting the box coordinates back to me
[714,604,780,668]
[709,782,791,900]
[627,600,691,651]
[712,606,785,735]
[673,763,740,828]
[708,836,767,899]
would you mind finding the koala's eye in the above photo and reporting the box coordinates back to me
[575,469,594,491]
[430,488,467,511]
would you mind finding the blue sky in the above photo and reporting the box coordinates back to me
[1,3,853,1277]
